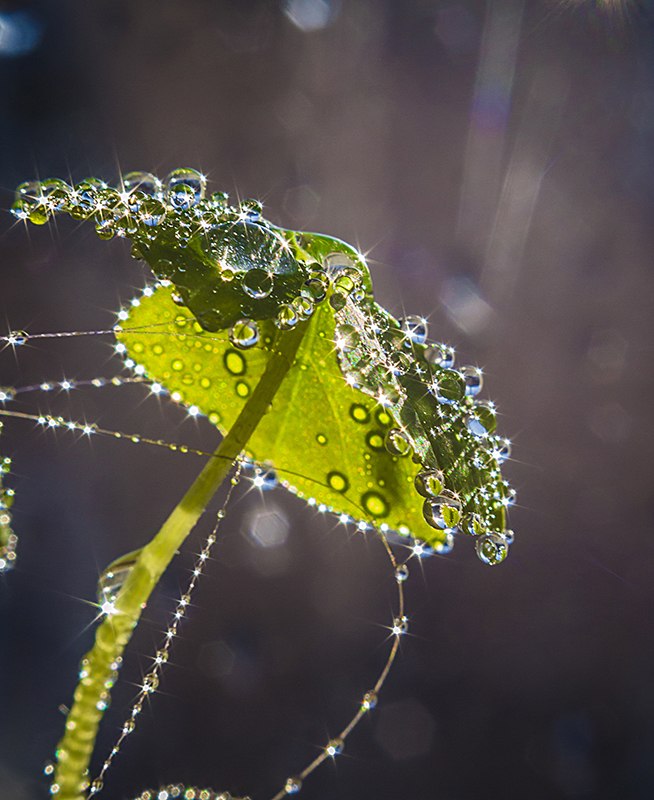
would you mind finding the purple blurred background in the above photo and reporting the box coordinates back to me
[1,1,654,798]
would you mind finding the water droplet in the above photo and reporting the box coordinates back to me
[475,532,509,565]
[384,428,411,456]
[365,431,384,451]
[97,549,141,605]
[42,178,72,212]
[0,387,15,403]
[123,718,136,734]
[414,469,444,498]
[325,737,344,756]
[292,294,314,320]
[253,465,277,490]
[327,471,349,493]
[241,198,263,219]
[276,303,298,330]
[362,490,389,518]
[465,414,489,438]
[229,319,259,350]
[425,343,455,369]
[399,315,428,344]
[362,690,378,711]
[304,273,329,301]
[432,370,465,405]
[142,672,159,693]
[329,292,347,311]
[164,168,206,210]
[284,777,302,795]
[224,349,246,375]
[242,268,273,299]
[13,180,49,224]
[463,512,485,536]
[392,615,409,635]
[316,433,328,446]
[395,564,409,583]
[389,350,411,375]
[139,197,166,227]
[422,491,461,530]
[123,171,162,206]
[349,403,370,424]
[235,380,250,398]
[493,437,512,462]
[461,365,483,397]
[323,252,355,274]
[89,779,104,794]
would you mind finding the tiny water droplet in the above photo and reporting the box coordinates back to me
[395,564,409,583]
[325,737,344,756]
[284,777,302,795]
[362,690,378,711]
[392,615,409,635]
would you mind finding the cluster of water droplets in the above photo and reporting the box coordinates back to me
[13,169,515,564]
[327,258,515,565]
[0,421,16,572]
[12,169,328,337]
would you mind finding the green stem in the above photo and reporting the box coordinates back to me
[53,324,307,800]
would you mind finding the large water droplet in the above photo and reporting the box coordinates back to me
[384,428,411,456]
[414,469,444,498]
[164,168,206,210]
[432,370,465,405]
[276,304,298,330]
[422,491,461,530]
[242,268,273,299]
[139,197,166,227]
[400,315,428,344]
[323,252,356,275]
[97,549,141,605]
[475,532,509,565]
[122,172,162,213]
[461,365,483,397]
[229,319,259,350]
[425,343,455,369]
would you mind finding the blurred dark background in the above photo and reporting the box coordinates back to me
[1,1,654,798]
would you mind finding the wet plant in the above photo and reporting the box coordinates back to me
[4,169,516,800]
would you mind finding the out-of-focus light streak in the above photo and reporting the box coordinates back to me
[456,0,525,259]
[481,67,568,304]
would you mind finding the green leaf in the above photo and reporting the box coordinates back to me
[119,285,447,547]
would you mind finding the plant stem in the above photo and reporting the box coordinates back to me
[53,323,307,800]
